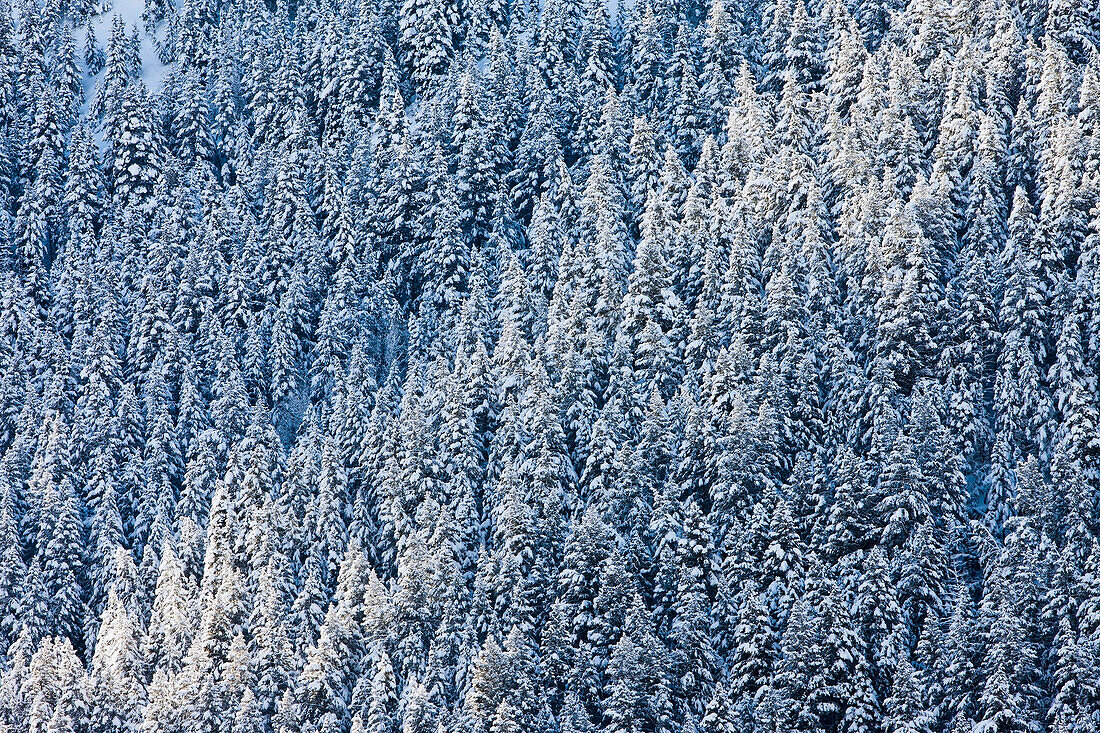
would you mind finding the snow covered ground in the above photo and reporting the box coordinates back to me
[84,0,173,98]
[79,0,172,150]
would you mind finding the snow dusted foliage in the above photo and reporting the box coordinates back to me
[3,0,1100,730]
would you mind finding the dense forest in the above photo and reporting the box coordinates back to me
[2,0,1100,730]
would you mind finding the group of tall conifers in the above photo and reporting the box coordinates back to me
[0,0,1098,731]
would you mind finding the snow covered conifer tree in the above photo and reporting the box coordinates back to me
[0,0,1098,729]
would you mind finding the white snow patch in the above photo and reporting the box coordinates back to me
[79,0,174,150]
[83,0,173,102]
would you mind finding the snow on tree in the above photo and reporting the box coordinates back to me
[0,3,1094,733]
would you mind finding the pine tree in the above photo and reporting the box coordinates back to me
[85,587,146,733]
[108,82,163,216]
[400,0,455,93]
